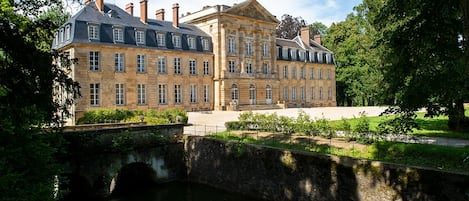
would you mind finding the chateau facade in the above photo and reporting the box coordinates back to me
[53,0,336,124]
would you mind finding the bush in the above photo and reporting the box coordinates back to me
[77,109,135,124]
[77,108,188,125]
[225,121,243,131]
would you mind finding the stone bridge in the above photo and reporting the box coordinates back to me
[60,124,186,199]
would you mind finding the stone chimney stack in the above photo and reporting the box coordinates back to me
[172,3,179,28]
[314,34,322,45]
[125,3,134,16]
[300,26,311,45]
[140,0,148,23]
[95,0,104,12]
[156,9,165,21]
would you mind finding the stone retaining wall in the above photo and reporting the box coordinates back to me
[185,136,469,201]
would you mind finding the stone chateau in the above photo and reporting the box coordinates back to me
[53,0,336,124]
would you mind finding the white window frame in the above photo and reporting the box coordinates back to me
[189,59,197,75]
[137,84,146,105]
[174,84,182,104]
[188,37,196,49]
[173,35,181,48]
[90,83,100,106]
[89,51,100,71]
[203,61,210,75]
[115,83,125,105]
[311,87,315,100]
[88,24,99,40]
[174,57,181,74]
[319,87,323,100]
[137,54,145,73]
[231,84,238,102]
[283,66,288,78]
[228,60,236,73]
[114,53,125,72]
[300,87,305,101]
[158,84,167,104]
[136,30,145,45]
[292,87,297,101]
[310,68,315,79]
[300,67,305,79]
[65,25,71,41]
[291,67,297,79]
[113,28,124,42]
[246,62,253,74]
[263,63,269,74]
[246,41,253,56]
[204,85,210,103]
[157,33,166,47]
[190,85,198,103]
[202,38,210,50]
[262,42,268,57]
[328,87,332,100]
[228,38,235,54]
[157,56,166,73]
[283,87,289,100]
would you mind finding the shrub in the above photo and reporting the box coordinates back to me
[77,109,135,124]
[295,110,313,134]
[225,121,243,131]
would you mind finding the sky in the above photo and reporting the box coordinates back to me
[68,0,362,27]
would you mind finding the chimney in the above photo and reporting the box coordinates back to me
[172,3,179,28]
[140,0,148,23]
[300,26,311,45]
[125,3,134,16]
[95,0,104,12]
[155,9,165,21]
[313,34,322,45]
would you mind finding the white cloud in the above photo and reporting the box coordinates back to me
[75,0,361,27]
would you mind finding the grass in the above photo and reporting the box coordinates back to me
[209,131,469,173]
[329,112,469,140]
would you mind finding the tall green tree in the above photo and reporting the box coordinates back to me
[368,0,468,130]
[323,4,384,106]
[0,1,79,200]
[310,21,328,35]
[276,14,305,39]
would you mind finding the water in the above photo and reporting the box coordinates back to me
[109,182,264,201]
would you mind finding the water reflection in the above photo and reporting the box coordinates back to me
[109,182,264,201]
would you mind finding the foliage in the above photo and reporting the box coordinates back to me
[294,110,313,135]
[377,108,419,135]
[310,21,328,35]
[225,121,243,131]
[77,108,188,125]
[112,130,134,152]
[0,1,79,200]
[323,4,385,106]
[354,112,370,134]
[77,109,134,124]
[368,0,469,130]
[276,14,305,39]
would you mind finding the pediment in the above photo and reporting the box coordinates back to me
[224,0,279,23]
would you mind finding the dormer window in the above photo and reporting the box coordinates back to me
[135,30,145,45]
[157,33,165,47]
[188,37,196,49]
[202,38,209,51]
[88,24,99,40]
[282,48,288,60]
[291,49,297,60]
[299,50,305,61]
[65,25,71,41]
[113,28,123,43]
[172,35,181,48]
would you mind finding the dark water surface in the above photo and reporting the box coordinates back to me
[110,182,264,201]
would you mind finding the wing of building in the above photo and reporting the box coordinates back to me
[52,0,336,125]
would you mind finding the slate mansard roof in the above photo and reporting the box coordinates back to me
[52,3,212,52]
[276,36,335,64]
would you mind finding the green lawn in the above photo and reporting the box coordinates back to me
[329,111,469,140]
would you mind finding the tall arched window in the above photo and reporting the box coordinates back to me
[231,84,238,102]
[249,84,256,104]
[266,85,272,104]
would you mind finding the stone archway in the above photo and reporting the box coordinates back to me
[110,162,158,197]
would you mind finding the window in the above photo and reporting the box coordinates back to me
[231,84,238,102]
[228,38,235,54]
[137,54,145,73]
[158,84,167,104]
[190,85,197,103]
[282,48,288,60]
[328,87,332,100]
[157,57,166,73]
[114,53,125,72]
[172,35,181,48]
[189,59,197,75]
[283,87,289,100]
[202,38,210,50]
[262,42,268,57]
[249,85,256,103]
[65,25,71,41]
[291,49,297,60]
[246,41,253,56]
[327,69,332,80]
[88,24,99,40]
[300,87,305,101]
[136,30,145,45]
[266,85,272,100]
[228,61,236,73]
[283,66,288,78]
[188,37,196,49]
[318,69,323,80]
[300,67,305,79]
[311,87,315,100]
[115,84,125,105]
[137,84,146,105]
[204,85,210,103]
[291,67,296,79]
[310,68,315,79]
[174,57,181,74]
[113,28,123,42]
[90,83,100,106]
[263,63,269,74]
[292,87,297,101]
[319,87,323,100]
[323,53,327,64]
[174,84,182,104]
[59,29,64,43]
[299,50,305,61]
[203,61,210,75]
[246,62,253,74]
[314,52,319,63]
[89,51,100,71]
[157,33,166,47]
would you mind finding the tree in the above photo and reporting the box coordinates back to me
[323,4,385,106]
[367,0,468,130]
[276,14,305,39]
[310,21,328,35]
[0,1,79,200]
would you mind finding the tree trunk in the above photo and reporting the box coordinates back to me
[447,99,466,130]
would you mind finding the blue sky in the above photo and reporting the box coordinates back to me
[69,0,362,26]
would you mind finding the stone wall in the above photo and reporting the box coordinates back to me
[185,136,469,201]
